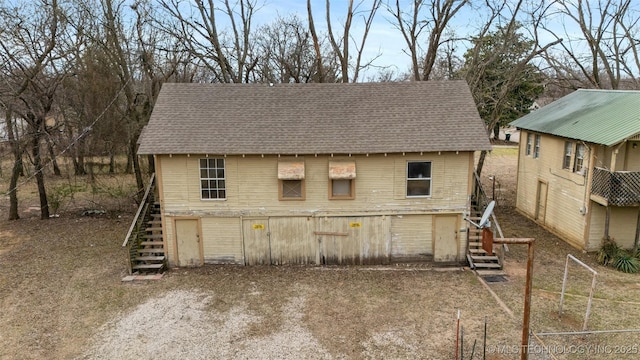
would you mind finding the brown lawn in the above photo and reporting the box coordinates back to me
[0,150,639,359]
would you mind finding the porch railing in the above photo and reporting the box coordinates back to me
[591,167,640,206]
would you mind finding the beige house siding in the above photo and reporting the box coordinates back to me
[516,132,590,249]
[609,208,639,249]
[587,203,606,251]
[156,152,472,265]
[626,141,640,170]
[391,215,433,260]
[159,152,471,216]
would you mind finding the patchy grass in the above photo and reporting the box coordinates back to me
[0,149,639,359]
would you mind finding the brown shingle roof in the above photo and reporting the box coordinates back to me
[137,81,491,155]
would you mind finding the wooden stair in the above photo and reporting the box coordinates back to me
[466,214,503,272]
[131,203,165,272]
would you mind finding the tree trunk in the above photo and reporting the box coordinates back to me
[31,128,50,219]
[46,137,61,176]
[476,150,488,178]
[8,155,22,220]
[5,109,20,220]
[147,154,155,175]
[493,123,500,140]
[109,153,116,174]
[130,139,144,200]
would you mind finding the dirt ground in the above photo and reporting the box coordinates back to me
[1,149,640,359]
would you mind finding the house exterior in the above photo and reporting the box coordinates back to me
[510,89,640,251]
[136,81,491,267]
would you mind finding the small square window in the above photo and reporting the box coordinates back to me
[280,180,305,200]
[330,179,354,199]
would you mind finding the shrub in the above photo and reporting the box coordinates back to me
[597,239,620,266]
[613,252,640,274]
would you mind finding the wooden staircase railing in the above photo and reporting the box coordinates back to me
[468,171,506,271]
[122,174,165,274]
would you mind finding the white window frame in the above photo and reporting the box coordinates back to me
[406,161,432,198]
[526,133,532,156]
[533,134,541,159]
[199,158,226,200]
[574,143,586,174]
[563,141,573,170]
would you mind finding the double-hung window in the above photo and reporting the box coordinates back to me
[533,134,541,159]
[199,158,226,199]
[407,161,432,197]
[563,141,573,169]
[574,143,585,174]
[526,133,533,156]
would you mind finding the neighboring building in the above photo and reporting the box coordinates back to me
[511,89,640,251]
[131,81,491,268]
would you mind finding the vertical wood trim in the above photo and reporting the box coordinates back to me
[197,218,204,265]
[515,136,524,209]
[583,144,597,248]
[155,156,172,265]
[240,215,246,265]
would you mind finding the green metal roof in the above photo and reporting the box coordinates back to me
[510,89,640,146]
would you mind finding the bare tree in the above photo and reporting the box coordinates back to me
[157,0,259,83]
[539,0,640,90]
[389,0,469,81]
[306,0,382,83]
[458,0,562,176]
[0,0,73,220]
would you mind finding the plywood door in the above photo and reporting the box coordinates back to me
[318,216,390,265]
[242,219,271,265]
[536,181,548,223]
[268,217,316,265]
[433,215,458,262]
[175,219,202,267]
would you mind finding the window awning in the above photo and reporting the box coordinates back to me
[329,161,356,179]
[278,161,305,180]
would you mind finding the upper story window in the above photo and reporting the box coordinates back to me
[526,133,533,156]
[407,161,432,197]
[278,160,305,200]
[533,134,541,159]
[563,141,573,169]
[574,143,586,174]
[199,158,226,200]
[329,161,356,200]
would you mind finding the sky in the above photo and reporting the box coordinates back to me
[248,0,457,77]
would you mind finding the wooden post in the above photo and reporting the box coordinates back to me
[604,206,611,240]
[492,237,535,360]
[633,208,640,254]
[522,241,535,360]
